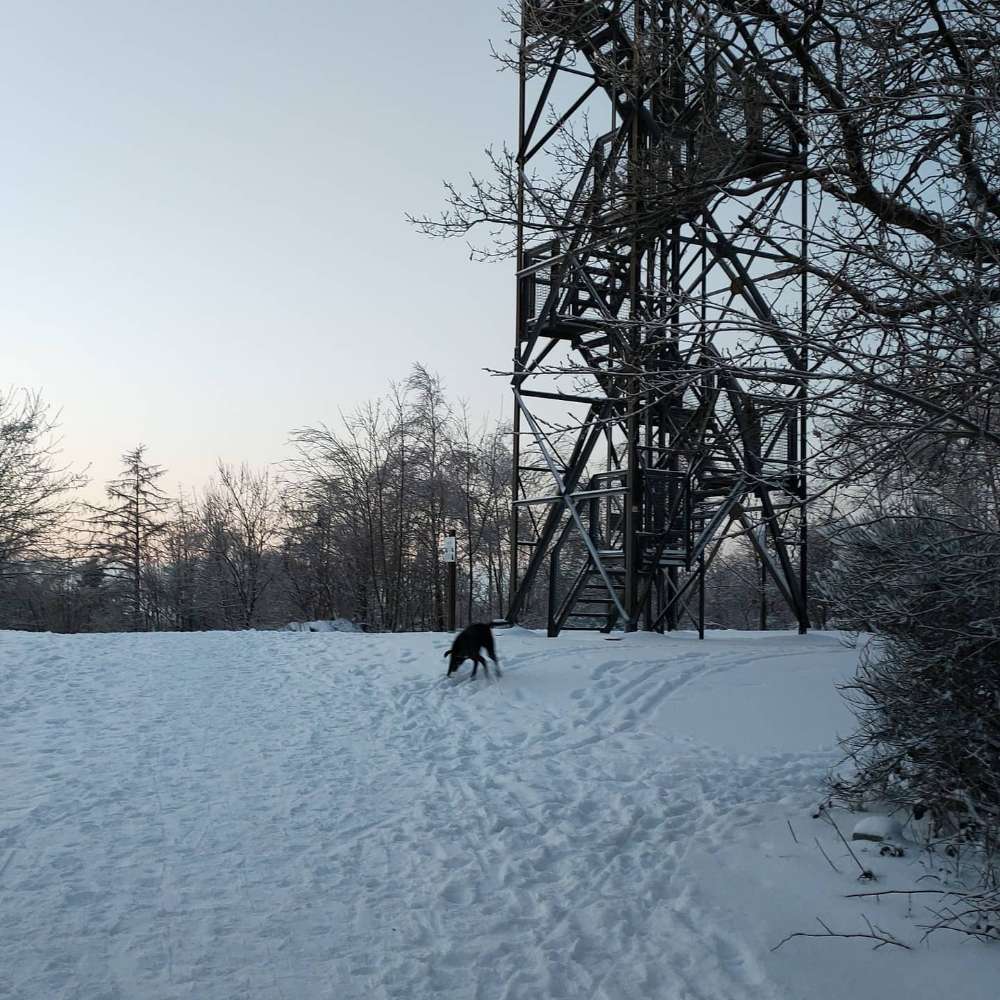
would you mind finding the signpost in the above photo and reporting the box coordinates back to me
[442,530,457,632]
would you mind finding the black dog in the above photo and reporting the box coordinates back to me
[444,623,501,679]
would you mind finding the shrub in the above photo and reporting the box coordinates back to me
[824,516,1000,860]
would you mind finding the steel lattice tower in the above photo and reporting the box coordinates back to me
[506,0,810,635]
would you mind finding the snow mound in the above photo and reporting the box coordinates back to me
[852,815,904,842]
[286,618,362,633]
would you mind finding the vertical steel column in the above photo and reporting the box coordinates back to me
[798,38,810,635]
[508,15,527,619]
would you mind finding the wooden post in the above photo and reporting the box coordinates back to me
[698,553,705,640]
[759,557,768,631]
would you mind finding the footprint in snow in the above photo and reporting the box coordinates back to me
[440,880,476,905]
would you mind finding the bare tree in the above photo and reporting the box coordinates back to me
[281,476,342,623]
[289,367,514,631]
[202,463,284,629]
[451,405,515,625]
[0,388,83,573]
[290,402,398,628]
[406,365,453,629]
[161,492,206,630]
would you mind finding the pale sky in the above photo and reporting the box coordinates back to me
[3,1,514,497]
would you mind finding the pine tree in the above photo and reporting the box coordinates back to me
[88,445,171,630]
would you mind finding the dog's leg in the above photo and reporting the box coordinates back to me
[483,629,501,678]
[470,657,478,679]
[487,649,502,678]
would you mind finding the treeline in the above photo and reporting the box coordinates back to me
[2,365,832,635]
[0,366,512,633]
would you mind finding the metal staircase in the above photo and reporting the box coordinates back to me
[507,1,811,635]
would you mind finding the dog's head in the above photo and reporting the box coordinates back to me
[444,646,462,676]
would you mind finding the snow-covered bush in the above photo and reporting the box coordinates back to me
[823,515,1000,873]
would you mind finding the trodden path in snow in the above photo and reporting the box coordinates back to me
[0,628,904,999]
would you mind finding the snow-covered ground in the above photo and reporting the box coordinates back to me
[2,628,997,999]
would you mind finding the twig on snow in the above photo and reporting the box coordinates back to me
[821,810,876,880]
[815,837,842,874]
[771,915,911,952]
